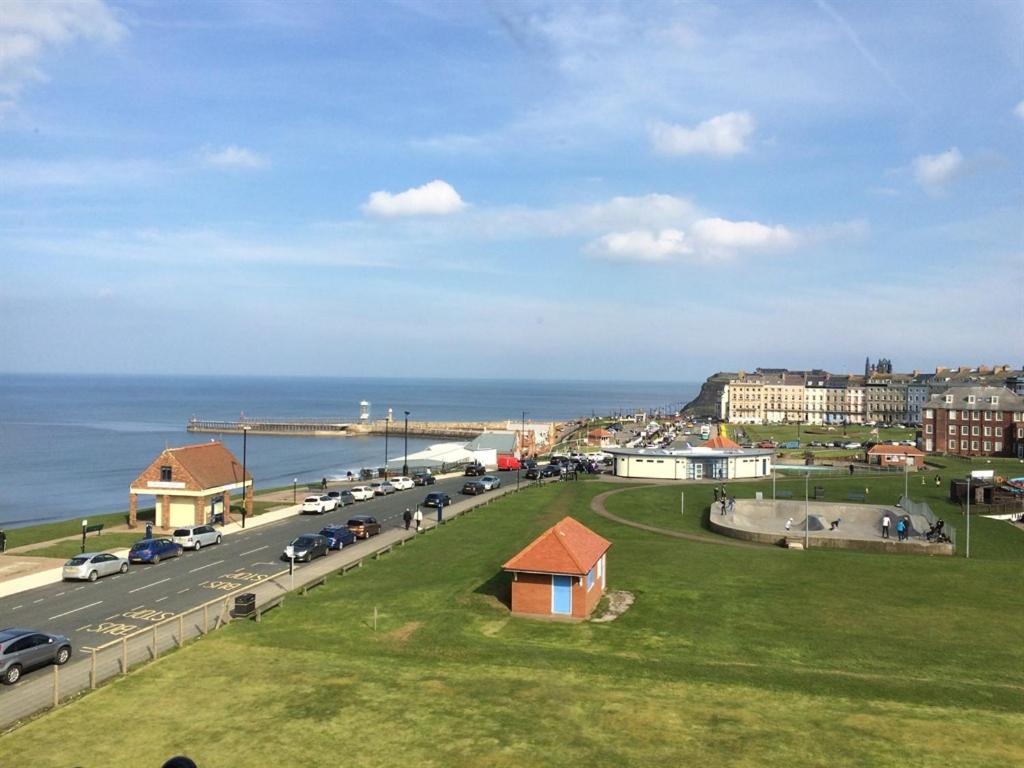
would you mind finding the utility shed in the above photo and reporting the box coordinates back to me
[502,517,610,619]
[129,441,251,530]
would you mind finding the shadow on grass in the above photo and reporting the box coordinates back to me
[474,569,511,609]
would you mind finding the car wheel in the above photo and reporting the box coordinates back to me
[119,563,128,574]
[3,665,22,685]
[88,570,98,582]
[216,535,222,545]
[194,541,202,551]
[152,555,160,564]
[55,646,71,665]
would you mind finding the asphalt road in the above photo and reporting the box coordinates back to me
[0,472,515,693]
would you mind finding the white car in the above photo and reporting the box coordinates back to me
[843,442,862,450]
[301,495,329,514]
[62,552,128,581]
[390,476,414,491]
[480,475,502,490]
[171,525,222,550]
[349,485,375,501]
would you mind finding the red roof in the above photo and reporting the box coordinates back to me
[502,517,610,576]
[703,435,741,449]
[588,428,612,438]
[133,441,252,490]
[867,444,924,456]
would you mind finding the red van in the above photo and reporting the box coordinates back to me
[497,455,521,471]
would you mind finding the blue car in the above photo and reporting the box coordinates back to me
[128,538,184,564]
[319,525,357,551]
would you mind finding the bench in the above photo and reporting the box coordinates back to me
[777,490,794,499]
[300,576,327,596]
[814,486,825,499]
[847,492,867,502]
[253,595,285,623]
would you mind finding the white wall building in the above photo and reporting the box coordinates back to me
[607,446,774,481]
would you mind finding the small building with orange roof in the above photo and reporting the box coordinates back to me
[587,428,613,447]
[703,435,742,450]
[502,517,611,619]
[866,443,925,470]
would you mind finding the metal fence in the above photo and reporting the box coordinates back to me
[898,496,956,547]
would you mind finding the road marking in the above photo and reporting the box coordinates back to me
[74,586,86,591]
[188,559,224,573]
[33,598,44,604]
[48,600,103,621]
[128,577,170,594]
[239,545,268,556]
[11,605,22,611]
[55,591,66,597]
[177,588,190,594]
[154,596,168,603]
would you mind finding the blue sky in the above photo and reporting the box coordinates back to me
[1,0,1021,380]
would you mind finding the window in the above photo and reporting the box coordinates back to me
[972,411,980,421]
[994,411,1001,419]
[971,440,979,450]
[995,427,1002,437]
[925,424,933,434]
[960,426,968,436]
[983,441,991,451]
[962,440,969,449]
[995,442,1002,452]
[967,395,975,404]
[991,395,999,405]
[587,567,595,590]
[972,426,979,436]
[984,426,991,436]
[159,466,172,482]
[983,411,991,421]
[944,394,953,404]
[1018,428,1024,439]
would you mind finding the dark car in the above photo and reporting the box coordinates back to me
[423,492,451,508]
[327,490,356,507]
[540,465,562,478]
[347,515,381,539]
[462,480,486,495]
[524,467,541,480]
[464,462,485,476]
[282,534,328,562]
[319,525,357,550]
[128,538,183,564]
[0,628,72,685]
[413,472,436,486]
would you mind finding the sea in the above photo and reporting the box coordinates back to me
[0,374,697,529]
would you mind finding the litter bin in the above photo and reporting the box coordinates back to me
[232,593,256,618]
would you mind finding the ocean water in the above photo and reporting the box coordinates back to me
[0,375,697,528]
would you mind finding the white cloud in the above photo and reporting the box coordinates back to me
[1015,100,1024,121]
[362,180,466,217]
[0,0,126,96]
[912,147,965,195]
[200,145,268,169]
[587,229,691,262]
[649,111,755,156]
[691,218,796,250]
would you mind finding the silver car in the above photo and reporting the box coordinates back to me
[0,628,72,685]
[62,552,129,581]
[171,525,223,551]
[480,475,502,491]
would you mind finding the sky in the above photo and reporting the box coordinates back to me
[1,0,1022,381]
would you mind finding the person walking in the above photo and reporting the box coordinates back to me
[403,508,412,531]
[719,499,727,516]
[321,477,328,492]
[0,528,6,553]
[896,518,906,542]
[935,474,941,487]
[881,513,891,539]
[848,463,855,476]
[413,506,423,532]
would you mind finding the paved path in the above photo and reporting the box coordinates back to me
[589,483,763,549]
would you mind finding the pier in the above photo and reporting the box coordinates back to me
[187,417,505,440]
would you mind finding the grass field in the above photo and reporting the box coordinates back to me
[18,532,147,560]
[2,480,1022,767]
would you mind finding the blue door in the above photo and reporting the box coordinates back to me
[552,575,572,614]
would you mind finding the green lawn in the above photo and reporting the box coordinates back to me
[2,481,1022,767]
[18,532,148,560]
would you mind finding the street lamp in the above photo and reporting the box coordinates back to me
[384,417,389,479]
[804,471,810,549]
[241,425,249,528]
[518,410,527,490]
[403,411,410,476]
[293,477,297,504]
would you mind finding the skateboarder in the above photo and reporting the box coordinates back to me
[882,513,891,539]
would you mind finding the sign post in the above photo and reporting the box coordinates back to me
[81,520,88,553]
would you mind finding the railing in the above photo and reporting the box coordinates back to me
[899,496,956,547]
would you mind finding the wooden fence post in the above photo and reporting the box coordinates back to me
[178,615,184,647]
[152,626,158,659]
[122,637,128,674]
[204,604,209,635]
[52,664,59,708]
[90,648,97,689]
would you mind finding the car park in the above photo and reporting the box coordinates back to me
[462,480,487,495]
[464,462,485,476]
[62,552,128,581]
[479,475,501,491]
[390,476,414,491]
[413,472,436,486]
[128,538,183,564]
[282,534,328,562]
[301,495,330,514]
[327,490,356,507]
[423,492,451,508]
[349,485,375,501]
[0,629,72,685]
[347,515,381,539]
[318,525,357,550]
[171,525,222,550]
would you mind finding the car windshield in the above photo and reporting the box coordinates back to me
[66,557,89,566]
[173,529,191,537]
[304,497,319,502]
[293,537,317,548]
[130,541,151,550]
[347,519,365,526]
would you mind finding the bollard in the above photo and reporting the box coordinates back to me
[178,615,184,647]
[52,664,60,708]
[90,648,97,689]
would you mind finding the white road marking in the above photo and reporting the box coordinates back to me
[33,598,44,604]
[11,605,22,611]
[154,596,168,603]
[240,545,268,556]
[188,559,224,573]
[74,586,86,591]
[48,600,103,621]
[177,588,190,594]
[55,591,66,597]
[128,577,171,594]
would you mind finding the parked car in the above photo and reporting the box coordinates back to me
[413,472,436,486]
[370,481,397,496]
[497,455,521,471]
[524,467,541,480]
[462,480,487,495]
[320,494,339,511]
[539,465,562,478]
[281,534,328,562]
[62,552,128,582]
[423,492,451,508]
[171,525,222,551]
[479,475,501,491]
[128,538,183,564]
[464,462,485,476]
[843,442,862,449]
[347,515,381,539]
[0,629,72,685]
[327,490,356,507]
[301,495,329,514]
[390,476,414,491]
[349,485,375,501]
[318,525,357,550]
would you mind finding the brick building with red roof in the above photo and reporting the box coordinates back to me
[502,516,611,618]
[129,441,252,530]
[865,443,925,470]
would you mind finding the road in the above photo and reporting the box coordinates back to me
[0,472,510,693]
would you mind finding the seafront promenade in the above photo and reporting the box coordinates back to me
[186,416,510,439]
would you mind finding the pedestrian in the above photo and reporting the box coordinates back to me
[896,518,906,541]
[935,474,941,487]
[0,528,6,553]
[403,508,412,531]
[719,499,727,516]
[829,518,841,531]
[321,477,328,492]
[848,463,854,476]
[145,521,153,539]
[864,486,869,498]
[714,486,720,502]
[882,513,891,539]
[727,496,735,514]
[903,516,912,540]
[785,517,793,531]
[413,506,423,532]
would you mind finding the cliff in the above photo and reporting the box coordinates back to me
[682,372,735,418]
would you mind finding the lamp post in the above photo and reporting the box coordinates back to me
[384,418,389,479]
[403,411,410,476]
[241,425,249,529]
[804,471,810,549]
[293,478,297,504]
[518,410,527,490]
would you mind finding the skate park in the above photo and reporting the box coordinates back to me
[709,498,956,555]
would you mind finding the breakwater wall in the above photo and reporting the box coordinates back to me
[187,417,507,440]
